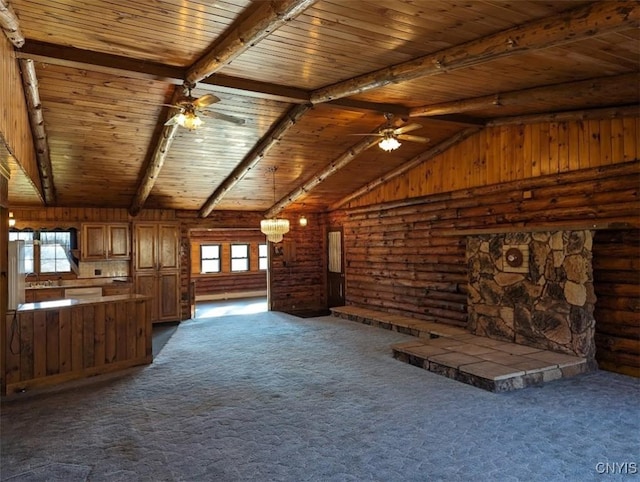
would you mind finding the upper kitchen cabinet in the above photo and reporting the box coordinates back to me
[81,223,130,261]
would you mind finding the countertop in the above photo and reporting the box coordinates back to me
[17,294,150,312]
[26,281,132,290]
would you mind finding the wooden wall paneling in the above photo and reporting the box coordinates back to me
[600,119,612,165]
[58,308,71,373]
[0,35,40,196]
[622,117,636,162]
[105,303,116,363]
[33,311,46,379]
[93,303,106,368]
[45,310,59,375]
[19,312,33,381]
[593,229,640,377]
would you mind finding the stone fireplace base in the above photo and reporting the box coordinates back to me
[466,230,596,360]
[331,306,595,392]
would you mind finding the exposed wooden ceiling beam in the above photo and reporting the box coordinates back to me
[129,88,182,216]
[330,127,483,211]
[0,0,24,47]
[186,0,318,84]
[199,104,312,218]
[265,137,380,218]
[18,58,55,205]
[15,40,408,114]
[411,73,640,117]
[310,2,639,104]
[487,104,640,127]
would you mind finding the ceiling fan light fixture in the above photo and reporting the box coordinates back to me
[379,135,401,151]
[177,109,203,130]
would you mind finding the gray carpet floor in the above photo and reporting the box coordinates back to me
[1,311,639,482]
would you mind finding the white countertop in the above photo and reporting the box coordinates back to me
[17,294,150,312]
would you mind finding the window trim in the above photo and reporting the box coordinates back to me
[230,243,250,272]
[200,244,221,274]
[258,243,268,271]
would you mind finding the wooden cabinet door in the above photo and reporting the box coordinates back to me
[158,224,179,270]
[134,224,158,271]
[108,224,130,259]
[81,224,107,260]
[135,272,158,323]
[158,271,180,322]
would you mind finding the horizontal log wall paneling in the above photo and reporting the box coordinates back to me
[346,117,639,209]
[593,229,640,377]
[269,213,326,312]
[331,161,640,332]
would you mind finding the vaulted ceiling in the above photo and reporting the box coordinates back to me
[3,0,639,218]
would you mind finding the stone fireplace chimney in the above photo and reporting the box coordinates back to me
[466,230,596,359]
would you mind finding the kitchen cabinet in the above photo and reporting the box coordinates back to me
[133,222,180,323]
[81,223,130,261]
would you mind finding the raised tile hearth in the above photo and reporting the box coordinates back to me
[330,306,593,392]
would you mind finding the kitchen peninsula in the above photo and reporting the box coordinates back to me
[3,293,152,395]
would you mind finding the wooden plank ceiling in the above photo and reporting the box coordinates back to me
[3,0,639,216]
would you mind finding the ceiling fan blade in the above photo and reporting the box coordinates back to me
[394,123,422,135]
[193,93,220,108]
[348,133,385,137]
[202,110,246,126]
[397,134,430,143]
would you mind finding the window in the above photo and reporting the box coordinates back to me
[9,229,74,274]
[258,244,268,270]
[40,232,71,273]
[201,244,221,273]
[230,244,249,272]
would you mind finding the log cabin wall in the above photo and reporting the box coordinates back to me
[330,117,639,377]
[0,35,40,196]
[592,229,640,377]
[189,229,268,300]
[268,213,326,313]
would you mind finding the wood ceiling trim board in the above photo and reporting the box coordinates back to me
[310,1,639,104]
[186,0,318,84]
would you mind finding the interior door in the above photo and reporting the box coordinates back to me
[327,228,345,307]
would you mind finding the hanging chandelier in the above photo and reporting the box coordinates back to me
[260,166,289,243]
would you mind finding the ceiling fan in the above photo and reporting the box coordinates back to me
[165,85,246,130]
[353,113,430,151]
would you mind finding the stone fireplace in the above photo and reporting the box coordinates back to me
[466,230,596,360]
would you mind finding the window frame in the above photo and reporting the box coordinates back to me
[230,243,250,272]
[200,244,221,274]
[258,243,268,270]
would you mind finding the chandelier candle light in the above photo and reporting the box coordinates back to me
[261,166,290,243]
